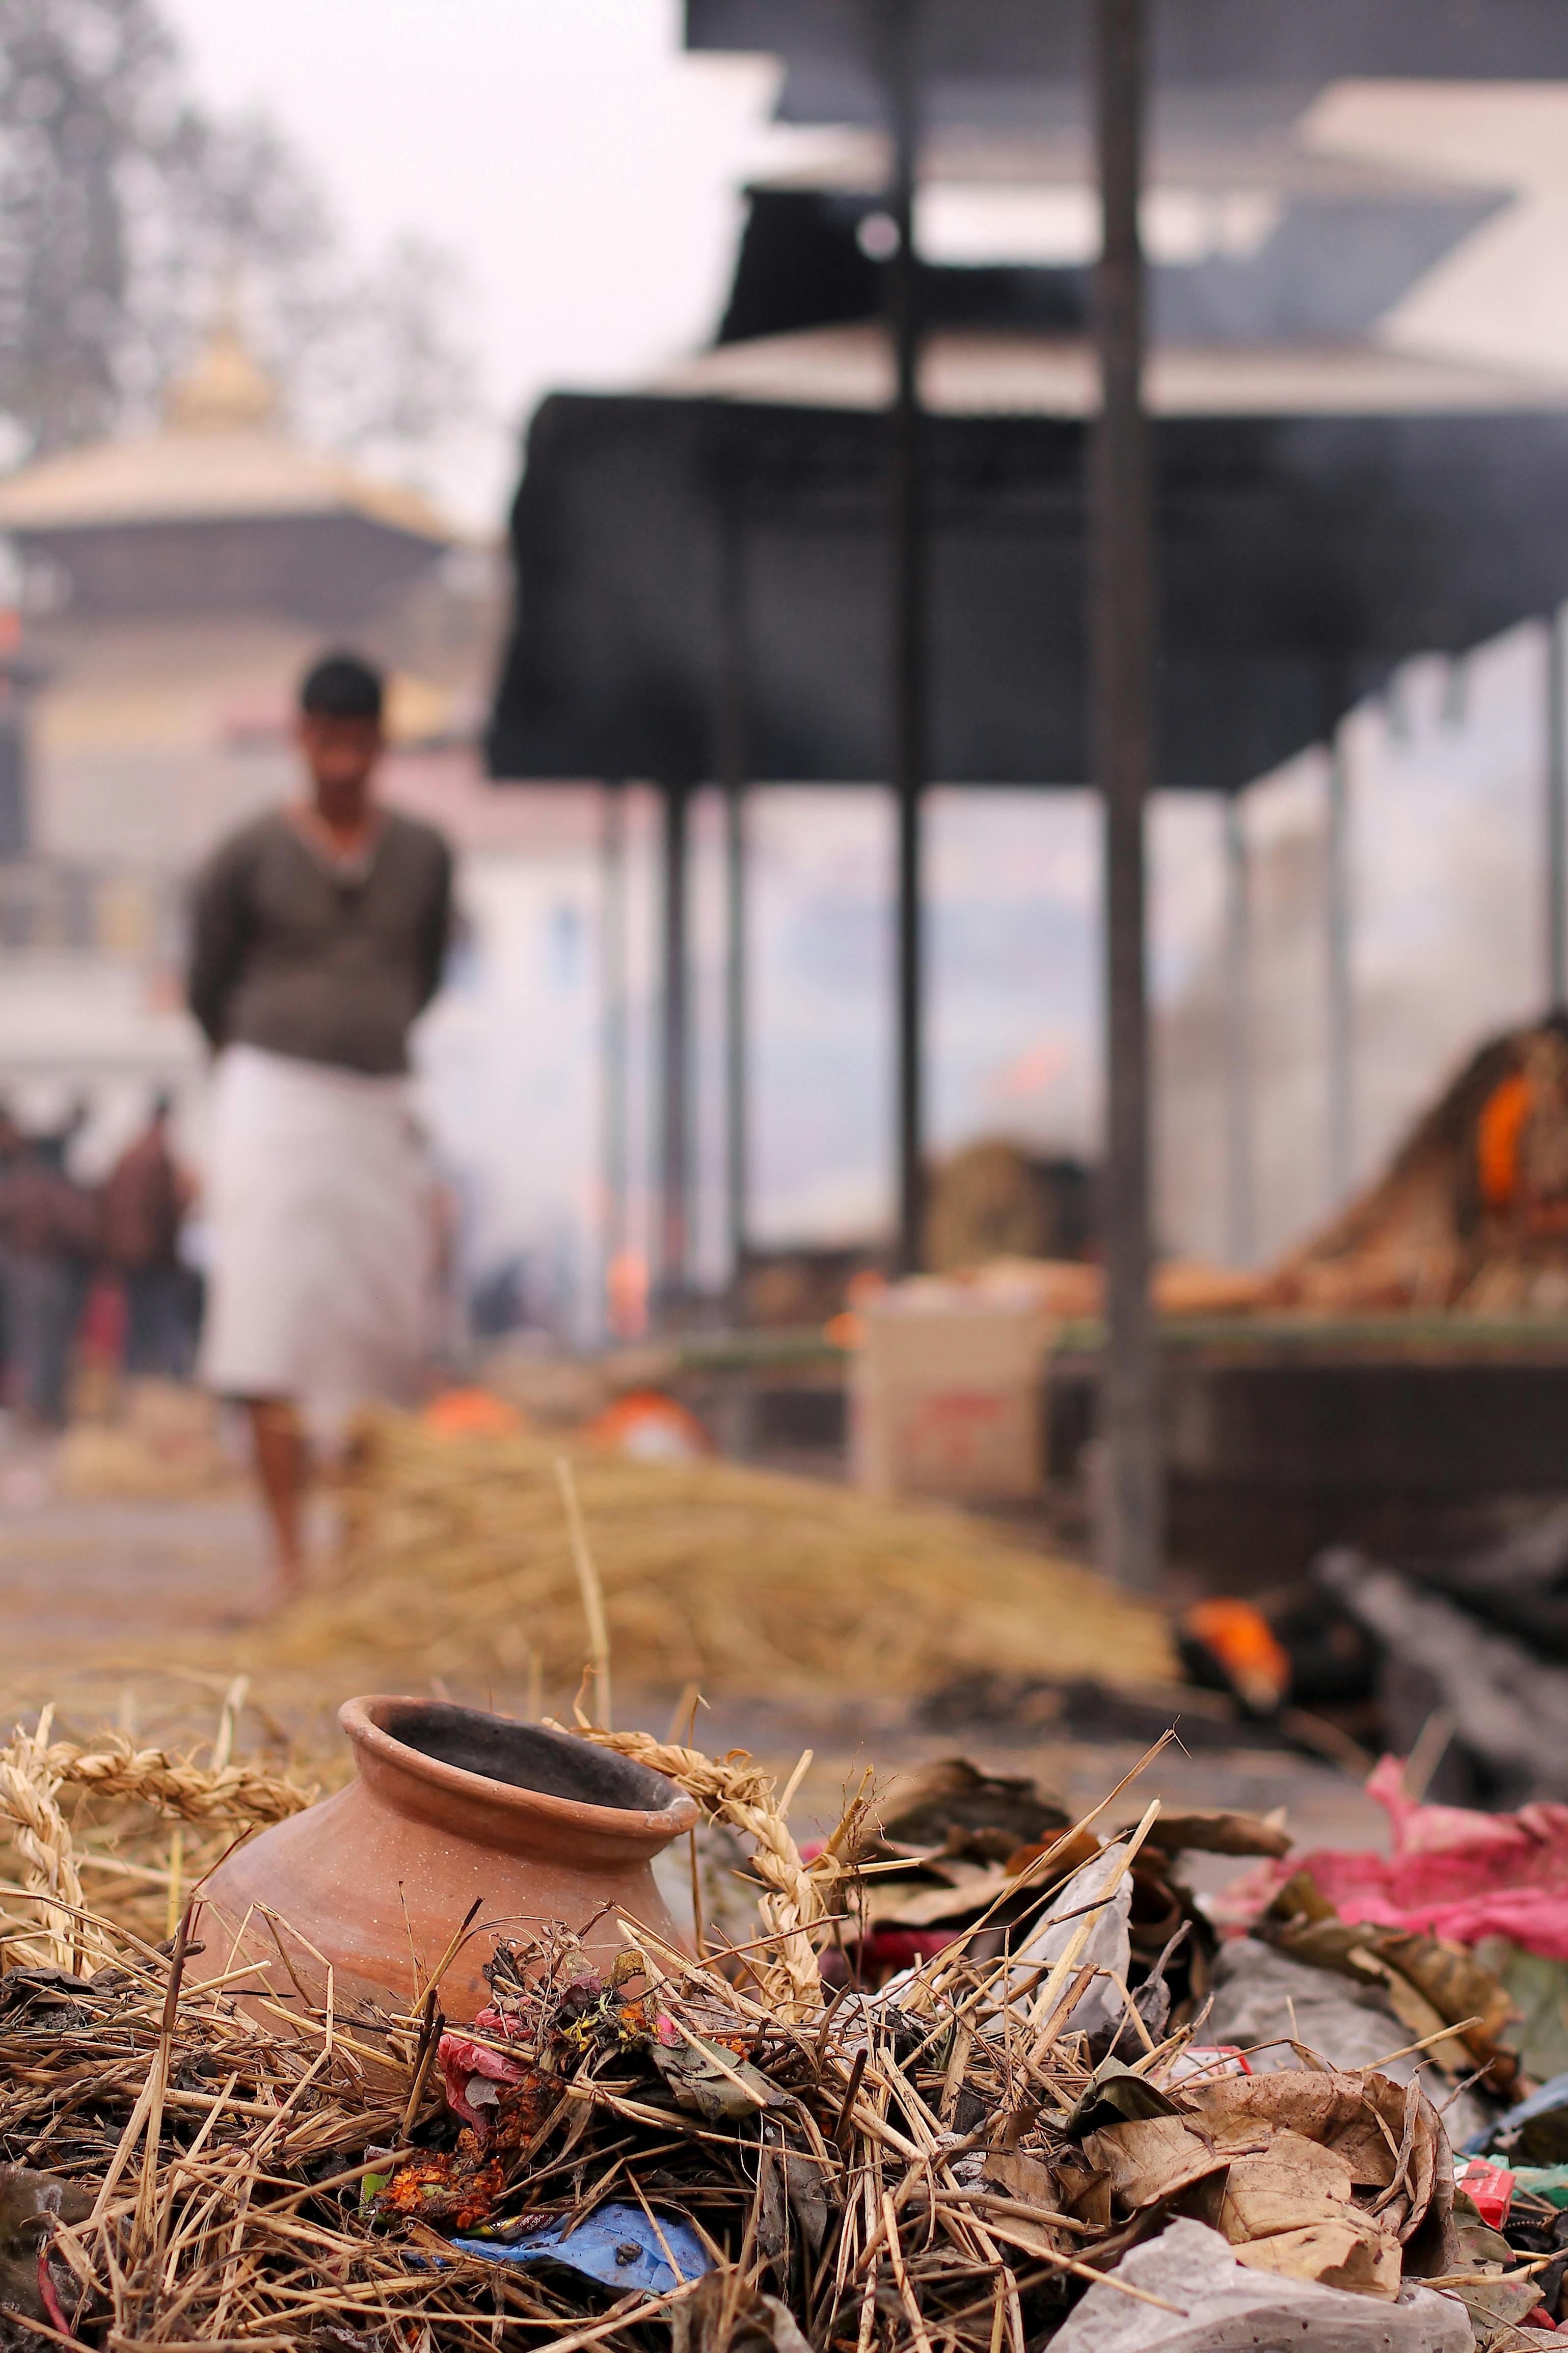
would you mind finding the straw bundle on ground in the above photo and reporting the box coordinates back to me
[250,1413,1175,1702]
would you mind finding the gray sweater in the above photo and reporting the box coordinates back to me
[188,809,453,1077]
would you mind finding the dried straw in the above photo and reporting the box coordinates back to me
[245,1412,1175,1701]
[559,1722,873,2018]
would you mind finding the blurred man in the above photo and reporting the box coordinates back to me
[188,652,452,1601]
[102,1093,196,1379]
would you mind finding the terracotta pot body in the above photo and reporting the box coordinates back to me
[202,1698,698,2020]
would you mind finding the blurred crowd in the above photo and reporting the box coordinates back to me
[0,1095,200,1429]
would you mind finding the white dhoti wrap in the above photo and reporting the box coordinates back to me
[200,1045,431,1430]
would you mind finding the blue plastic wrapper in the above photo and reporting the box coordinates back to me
[444,2201,713,2295]
[1465,2068,1568,2161]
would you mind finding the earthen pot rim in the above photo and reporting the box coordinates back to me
[340,1696,699,1861]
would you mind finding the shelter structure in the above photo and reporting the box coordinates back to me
[490,0,1568,1579]
[686,0,1568,110]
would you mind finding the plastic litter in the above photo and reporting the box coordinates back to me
[1455,2157,1516,2229]
[1163,2044,1251,2086]
[441,2202,713,2294]
[1048,2217,1472,2352]
[1511,2165,1568,2208]
[1212,1753,1568,1960]
[15,1695,1568,2353]
[1471,2071,1568,2165]
[996,1843,1133,2046]
[1202,1940,1497,2146]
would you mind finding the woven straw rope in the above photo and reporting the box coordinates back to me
[0,1712,311,1970]
[565,1725,867,2016]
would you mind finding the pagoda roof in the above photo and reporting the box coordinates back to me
[0,322,463,548]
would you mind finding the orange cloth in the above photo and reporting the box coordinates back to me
[421,1388,528,1439]
[1477,1070,1532,1210]
[1183,1599,1291,1712]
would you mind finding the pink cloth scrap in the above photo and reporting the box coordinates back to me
[438,2009,530,2134]
[1210,1755,1568,1961]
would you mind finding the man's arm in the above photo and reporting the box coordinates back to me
[187,833,255,1049]
[413,836,455,1014]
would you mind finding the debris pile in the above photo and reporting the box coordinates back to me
[246,1411,1176,1702]
[1201,1757,1568,2340]
[834,1754,1292,2011]
[0,1701,1561,2350]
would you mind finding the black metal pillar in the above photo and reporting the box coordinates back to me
[716,499,750,1312]
[600,783,629,1329]
[659,784,691,1317]
[1549,606,1567,1010]
[723,788,748,1307]
[1092,0,1161,1590]
[885,0,927,1277]
[1223,793,1256,1267]
[1326,724,1354,1204]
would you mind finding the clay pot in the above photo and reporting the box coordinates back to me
[201,1697,698,2020]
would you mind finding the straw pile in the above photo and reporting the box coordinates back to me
[0,1701,1504,2353]
[248,1412,1175,1702]
[55,1381,235,1503]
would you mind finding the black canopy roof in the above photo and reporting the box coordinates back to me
[491,4,1568,795]
[488,367,1568,792]
[687,0,1568,118]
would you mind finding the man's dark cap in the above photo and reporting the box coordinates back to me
[299,651,384,722]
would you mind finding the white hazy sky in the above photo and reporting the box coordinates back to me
[159,0,783,525]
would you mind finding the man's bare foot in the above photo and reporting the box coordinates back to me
[217,1558,306,1628]
[258,1555,306,1614]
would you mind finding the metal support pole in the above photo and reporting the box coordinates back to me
[723,788,748,1307]
[600,783,628,1329]
[886,0,927,1276]
[659,784,690,1318]
[1326,724,1354,1204]
[716,497,750,1312]
[1092,0,1161,1589]
[1549,606,1567,1011]
[1222,793,1255,1267]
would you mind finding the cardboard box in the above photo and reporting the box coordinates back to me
[851,1282,1054,1501]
